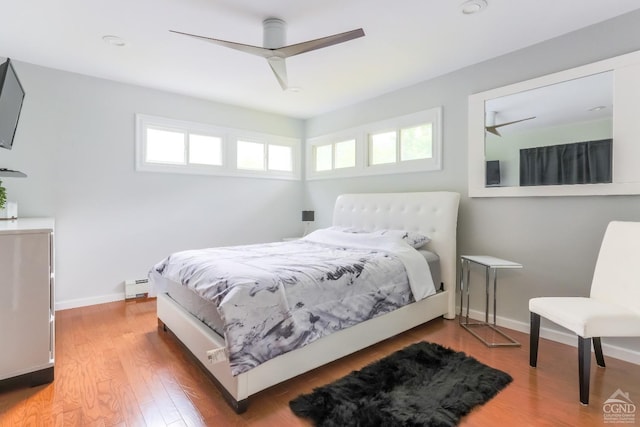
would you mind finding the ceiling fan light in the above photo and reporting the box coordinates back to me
[461,0,488,15]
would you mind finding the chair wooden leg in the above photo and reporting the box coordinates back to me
[593,337,606,367]
[530,312,540,367]
[578,336,591,405]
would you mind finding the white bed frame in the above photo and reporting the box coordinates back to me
[157,191,460,412]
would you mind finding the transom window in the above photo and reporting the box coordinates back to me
[368,123,433,166]
[237,140,264,170]
[369,131,397,165]
[136,114,300,180]
[189,134,223,166]
[144,127,223,167]
[334,140,356,169]
[401,124,432,161]
[268,144,293,172]
[306,107,442,180]
[313,139,356,172]
[235,140,293,172]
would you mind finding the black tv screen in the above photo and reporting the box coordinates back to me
[0,58,25,150]
[486,160,500,186]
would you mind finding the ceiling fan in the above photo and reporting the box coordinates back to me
[170,18,365,90]
[485,114,536,137]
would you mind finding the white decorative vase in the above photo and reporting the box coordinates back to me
[0,201,18,219]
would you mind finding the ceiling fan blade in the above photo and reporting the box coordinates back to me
[485,126,501,136]
[267,57,288,90]
[170,30,272,57]
[493,116,536,129]
[171,23,365,89]
[275,28,365,58]
[485,116,535,137]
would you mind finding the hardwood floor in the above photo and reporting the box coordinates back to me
[1,299,639,426]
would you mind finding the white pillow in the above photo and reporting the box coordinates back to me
[370,229,431,248]
[329,226,430,248]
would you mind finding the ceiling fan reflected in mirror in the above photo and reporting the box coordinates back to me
[170,18,365,90]
[485,111,536,137]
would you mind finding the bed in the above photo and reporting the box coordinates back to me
[151,191,460,412]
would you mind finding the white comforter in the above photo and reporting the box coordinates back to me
[150,229,435,376]
[302,229,435,300]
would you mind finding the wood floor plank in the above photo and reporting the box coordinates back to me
[0,388,28,427]
[77,356,105,425]
[141,370,182,425]
[139,400,168,427]
[115,333,156,407]
[113,383,147,427]
[95,379,124,426]
[55,356,84,413]
[62,407,85,427]
[24,384,63,427]
[1,298,639,426]
[159,374,207,427]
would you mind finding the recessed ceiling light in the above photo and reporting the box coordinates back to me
[102,35,128,47]
[589,105,607,112]
[286,86,302,93]
[461,0,488,15]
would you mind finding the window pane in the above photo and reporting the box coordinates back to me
[369,131,396,165]
[315,144,332,171]
[401,124,432,161]
[146,128,185,164]
[268,144,292,171]
[334,139,356,169]
[237,140,265,170]
[189,134,222,165]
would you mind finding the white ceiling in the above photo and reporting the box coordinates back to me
[3,1,640,119]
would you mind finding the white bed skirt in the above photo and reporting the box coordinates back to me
[158,289,451,412]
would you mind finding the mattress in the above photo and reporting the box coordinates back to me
[152,229,441,375]
[165,248,441,338]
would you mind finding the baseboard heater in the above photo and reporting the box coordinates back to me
[125,278,150,299]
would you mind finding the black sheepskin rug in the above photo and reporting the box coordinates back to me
[289,341,512,427]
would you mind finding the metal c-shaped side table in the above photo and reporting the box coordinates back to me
[459,255,522,347]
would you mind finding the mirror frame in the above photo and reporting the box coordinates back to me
[468,49,640,197]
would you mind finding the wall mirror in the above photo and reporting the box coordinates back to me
[468,49,640,197]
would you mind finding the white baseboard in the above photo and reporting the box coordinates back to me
[459,307,640,365]
[55,293,124,311]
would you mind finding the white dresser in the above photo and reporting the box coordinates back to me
[0,218,55,387]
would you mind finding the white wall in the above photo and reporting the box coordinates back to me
[0,63,304,309]
[304,10,640,358]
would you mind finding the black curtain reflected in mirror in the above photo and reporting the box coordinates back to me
[520,139,612,186]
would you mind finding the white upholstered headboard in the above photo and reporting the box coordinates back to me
[333,192,460,311]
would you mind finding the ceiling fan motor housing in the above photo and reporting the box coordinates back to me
[263,18,286,49]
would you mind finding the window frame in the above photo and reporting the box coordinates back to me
[311,137,358,173]
[135,114,301,180]
[306,107,443,180]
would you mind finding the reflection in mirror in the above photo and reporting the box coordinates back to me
[484,71,613,187]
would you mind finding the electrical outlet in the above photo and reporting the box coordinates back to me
[206,347,227,364]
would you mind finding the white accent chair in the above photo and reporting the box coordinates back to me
[529,221,640,405]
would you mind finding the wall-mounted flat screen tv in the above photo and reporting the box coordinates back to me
[486,160,501,186]
[0,58,25,150]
